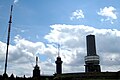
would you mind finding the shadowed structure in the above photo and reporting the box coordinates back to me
[85,35,101,72]
[33,57,40,77]
[55,44,63,74]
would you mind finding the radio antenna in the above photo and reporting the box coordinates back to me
[4,5,13,75]
[57,43,60,57]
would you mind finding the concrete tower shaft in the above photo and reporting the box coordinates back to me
[86,35,96,56]
[85,35,101,72]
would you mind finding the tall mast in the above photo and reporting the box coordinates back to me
[57,43,60,57]
[4,5,13,74]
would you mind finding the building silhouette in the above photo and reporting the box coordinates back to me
[33,57,40,77]
[85,35,101,72]
[55,44,63,74]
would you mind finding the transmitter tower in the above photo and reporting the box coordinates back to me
[3,5,13,78]
[85,35,101,72]
[33,57,40,77]
[55,44,63,74]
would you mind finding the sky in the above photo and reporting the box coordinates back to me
[0,0,120,77]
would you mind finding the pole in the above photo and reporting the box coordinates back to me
[4,5,13,74]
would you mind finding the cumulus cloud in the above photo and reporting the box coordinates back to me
[97,6,117,24]
[0,35,47,76]
[0,24,120,76]
[70,9,84,20]
[45,24,120,72]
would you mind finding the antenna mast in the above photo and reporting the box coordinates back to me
[4,5,13,74]
[36,56,38,66]
[58,43,60,57]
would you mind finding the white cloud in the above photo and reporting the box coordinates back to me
[45,24,120,72]
[14,0,19,4]
[70,9,84,20]
[13,27,28,33]
[0,24,120,76]
[0,35,47,76]
[97,6,117,24]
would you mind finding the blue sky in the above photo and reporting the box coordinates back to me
[0,0,120,77]
[0,0,120,43]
